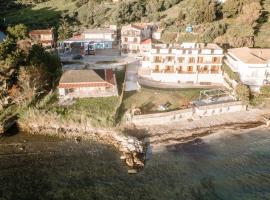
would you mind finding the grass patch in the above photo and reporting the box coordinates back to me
[121,87,203,115]
[33,95,120,128]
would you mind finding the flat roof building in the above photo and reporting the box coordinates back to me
[139,42,224,87]
[225,47,270,92]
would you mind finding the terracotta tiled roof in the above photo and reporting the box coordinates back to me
[29,29,53,35]
[83,28,115,34]
[141,39,152,44]
[59,82,112,89]
[58,69,115,89]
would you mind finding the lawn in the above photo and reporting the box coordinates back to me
[121,87,204,115]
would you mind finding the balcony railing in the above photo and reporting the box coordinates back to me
[211,70,219,74]
[164,69,175,73]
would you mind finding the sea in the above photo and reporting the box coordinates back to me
[0,128,269,200]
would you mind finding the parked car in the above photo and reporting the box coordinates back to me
[72,54,83,60]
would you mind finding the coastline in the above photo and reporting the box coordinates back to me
[136,109,270,152]
[17,121,146,172]
[2,108,269,171]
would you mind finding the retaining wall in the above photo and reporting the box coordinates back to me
[127,101,247,126]
[127,108,193,126]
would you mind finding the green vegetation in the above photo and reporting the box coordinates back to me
[40,95,120,127]
[223,64,240,82]
[20,69,126,128]
[1,0,269,47]
[235,83,251,102]
[121,87,203,115]
[260,85,270,97]
[0,24,62,128]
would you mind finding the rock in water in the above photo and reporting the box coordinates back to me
[128,169,138,174]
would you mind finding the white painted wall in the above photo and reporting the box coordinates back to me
[225,53,270,92]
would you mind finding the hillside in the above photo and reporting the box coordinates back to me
[0,0,269,47]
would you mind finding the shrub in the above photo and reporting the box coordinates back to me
[223,64,240,82]
[235,83,251,102]
[260,85,270,96]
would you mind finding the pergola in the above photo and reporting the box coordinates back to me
[199,88,230,100]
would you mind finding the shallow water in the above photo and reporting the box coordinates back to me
[0,129,270,200]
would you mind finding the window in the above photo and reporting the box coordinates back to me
[188,66,193,72]
[178,57,185,63]
[213,57,219,63]
[189,57,195,63]
[198,57,203,63]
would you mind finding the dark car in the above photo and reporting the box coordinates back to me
[72,54,83,60]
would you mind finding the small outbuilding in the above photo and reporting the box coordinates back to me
[58,69,118,98]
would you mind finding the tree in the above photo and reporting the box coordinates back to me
[186,0,217,24]
[235,83,251,102]
[203,21,227,43]
[222,0,240,18]
[57,16,73,41]
[237,1,262,27]
[7,24,28,40]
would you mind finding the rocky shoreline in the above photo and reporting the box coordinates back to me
[18,122,146,173]
[146,121,268,151]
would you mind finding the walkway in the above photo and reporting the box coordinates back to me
[138,77,224,89]
[124,60,141,92]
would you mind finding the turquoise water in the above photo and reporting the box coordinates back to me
[0,129,270,200]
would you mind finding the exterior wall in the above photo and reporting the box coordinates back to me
[121,25,152,55]
[30,32,54,47]
[40,34,53,41]
[195,102,246,117]
[140,43,224,85]
[127,101,246,126]
[128,109,193,126]
[152,31,162,40]
[225,53,270,92]
[59,88,66,96]
[143,73,223,84]
[59,85,118,98]
[140,43,152,54]
[83,33,115,41]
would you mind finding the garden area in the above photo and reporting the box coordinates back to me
[120,87,204,115]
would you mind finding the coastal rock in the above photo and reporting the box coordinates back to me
[22,121,146,172]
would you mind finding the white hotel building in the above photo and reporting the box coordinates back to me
[140,43,224,86]
[225,47,270,92]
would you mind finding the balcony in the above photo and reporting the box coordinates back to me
[152,69,163,73]
[211,70,219,74]
[153,59,163,63]
[122,33,141,37]
[164,69,175,73]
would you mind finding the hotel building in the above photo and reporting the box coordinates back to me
[140,43,224,86]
